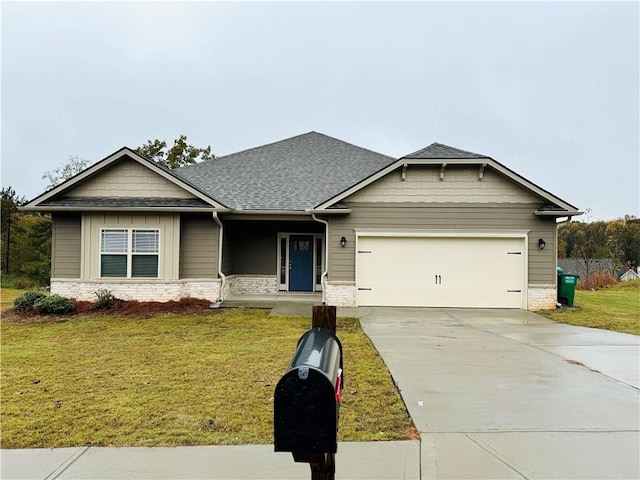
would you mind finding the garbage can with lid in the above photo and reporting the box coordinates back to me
[557,274,579,306]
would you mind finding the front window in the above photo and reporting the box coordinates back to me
[101,228,159,278]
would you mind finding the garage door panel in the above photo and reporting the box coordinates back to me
[356,236,524,308]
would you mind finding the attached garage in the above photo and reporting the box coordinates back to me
[356,233,526,309]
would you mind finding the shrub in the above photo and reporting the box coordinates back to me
[577,271,618,290]
[93,288,116,310]
[13,291,47,312]
[33,295,74,315]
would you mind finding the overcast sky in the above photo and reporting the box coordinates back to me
[2,1,638,221]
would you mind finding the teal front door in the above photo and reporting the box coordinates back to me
[289,235,314,291]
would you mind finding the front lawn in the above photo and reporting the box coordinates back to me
[540,280,640,335]
[1,307,415,448]
[1,288,29,313]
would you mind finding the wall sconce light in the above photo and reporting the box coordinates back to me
[538,238,546,250]
[340,236,347,248]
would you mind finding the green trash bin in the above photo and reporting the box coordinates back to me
[557,274,579,306]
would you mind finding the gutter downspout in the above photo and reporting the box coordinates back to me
[555,216,573,293]
[212,212,226,303]
[311,213,329,304]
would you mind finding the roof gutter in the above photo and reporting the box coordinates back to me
[311,213,329,305]
[212,212,226,303]
[224,208,351,215]
[535,210,583,217]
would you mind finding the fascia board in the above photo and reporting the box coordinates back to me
[535,210,583,217]
[354,229,530,238]
[19,206,227,213]
[22,147,227,210]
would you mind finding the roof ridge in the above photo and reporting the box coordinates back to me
[224,131,396,162]
[403,142,488,159]
[305,131,397,161]
[208,131,322,163]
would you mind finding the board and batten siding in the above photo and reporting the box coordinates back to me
[81,212,181,280]
[68,158,194,199]
[51,213,82,278]
[179,214,218,279]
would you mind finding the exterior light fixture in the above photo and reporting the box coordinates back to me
[340,236,347,248]
[538,238,546,250]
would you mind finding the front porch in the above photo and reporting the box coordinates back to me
[220,292,358,318]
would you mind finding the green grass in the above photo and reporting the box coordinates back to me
[1,288,28,313]
[540,280,640,335]
[1,308,414,448]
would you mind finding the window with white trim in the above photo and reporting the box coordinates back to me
[100,229,160,278]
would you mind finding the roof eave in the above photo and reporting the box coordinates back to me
[534,210,583,217]
[223,208,352,216]
[19,205,229,213]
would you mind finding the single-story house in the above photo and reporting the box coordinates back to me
[23,132,582,310]
[620,269,640,282]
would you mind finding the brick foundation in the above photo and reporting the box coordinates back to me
[51,278,221,303]
[222,275,279,298]
[325,281,356,307]
[527,284,557,311]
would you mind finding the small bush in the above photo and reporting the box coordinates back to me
[13,291,47,312]
[33,295,74,315]
[93,288,116,310]
[577,271,618,290]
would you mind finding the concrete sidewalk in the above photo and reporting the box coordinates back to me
[1,441,420,480]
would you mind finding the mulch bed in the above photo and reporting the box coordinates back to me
[2,298,224,324]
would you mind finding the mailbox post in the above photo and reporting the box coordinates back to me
[274,305,342,480]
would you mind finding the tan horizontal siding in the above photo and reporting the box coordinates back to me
[52,213,81,278]
[69,158,194,198]
[327,203,557,285]
[346,165,542,204]
[179,214,218,279]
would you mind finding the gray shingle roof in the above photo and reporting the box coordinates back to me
[403,142,488,159]
[175,132,396,210]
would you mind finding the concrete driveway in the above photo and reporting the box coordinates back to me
[358,307,640,480]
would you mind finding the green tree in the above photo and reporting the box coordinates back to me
[558,221,584,258]
[42,155,90,190]
[607,217,640,269]
[1,187,27,275]
[11,214,52,285]
[136,134,214,169]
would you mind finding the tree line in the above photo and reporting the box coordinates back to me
[558,216,640,275]
[1,136,212,287]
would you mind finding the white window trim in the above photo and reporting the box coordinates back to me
[99,227,161,279]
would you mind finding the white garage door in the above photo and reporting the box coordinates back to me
[356,236,525,308]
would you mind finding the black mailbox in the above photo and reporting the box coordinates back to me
[274,327,343,456]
